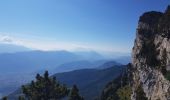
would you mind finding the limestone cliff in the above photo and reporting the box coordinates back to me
[132,6,170,100]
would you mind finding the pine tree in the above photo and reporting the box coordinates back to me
[22,71,69,100]
[69,85,84,100]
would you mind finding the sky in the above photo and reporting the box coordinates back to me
[0,0,169,54]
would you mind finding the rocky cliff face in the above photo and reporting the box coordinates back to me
[132,6,170,100]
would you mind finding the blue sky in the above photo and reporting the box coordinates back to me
[0,0,169,54]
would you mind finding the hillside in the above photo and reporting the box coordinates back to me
[53,65,125,100]
[52,60,120,73]
[8,65,125,100]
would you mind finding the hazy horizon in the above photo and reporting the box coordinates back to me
[0,1,170,99]
[0,0,169,55]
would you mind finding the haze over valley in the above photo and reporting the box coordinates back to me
[0,0,169,100]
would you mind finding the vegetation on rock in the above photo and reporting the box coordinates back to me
[135,85,148,100]
[100,64,132,100]
[116,85,131,100]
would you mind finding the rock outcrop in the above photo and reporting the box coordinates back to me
[132,6,170,100]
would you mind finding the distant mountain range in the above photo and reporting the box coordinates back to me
[51,60,120,73]
[0,60,120,98]
[0,43,30,54]
[8,64,126,100]
[0,50,81,74]
[98,61,121,69]
[73,51,104,60]
[0,48,129,75]
[0,49,109,74]
[113,56,131,65]
[0,43,130,98]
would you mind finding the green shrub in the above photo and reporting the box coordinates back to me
[135,85,148,100]
[116,85,132,100]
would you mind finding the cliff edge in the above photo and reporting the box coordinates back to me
[132,6,170,100]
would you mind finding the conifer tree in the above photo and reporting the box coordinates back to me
[69,85,84,100]
[22,71,69,100]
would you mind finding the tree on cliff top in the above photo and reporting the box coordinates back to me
[22,71,69,100]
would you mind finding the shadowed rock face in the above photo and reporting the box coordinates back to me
[132,6,170,100]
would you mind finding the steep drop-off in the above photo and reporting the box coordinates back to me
[132,6,170,100]
[101,6,170,100]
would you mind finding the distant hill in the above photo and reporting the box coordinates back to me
[0,50,129,98]
[0,50,107,74]
[0,50,82,74]
[113,56,131,64]
[98,61,121,69]
[52,65,125,100]
[73,51,104,60]
[8,64,125,100]
[1,60,119,98]
[0,43,30,54]
[52,60,116,73]
[0,50,83,97]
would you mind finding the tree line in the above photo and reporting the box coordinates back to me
[2,71,84,100]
